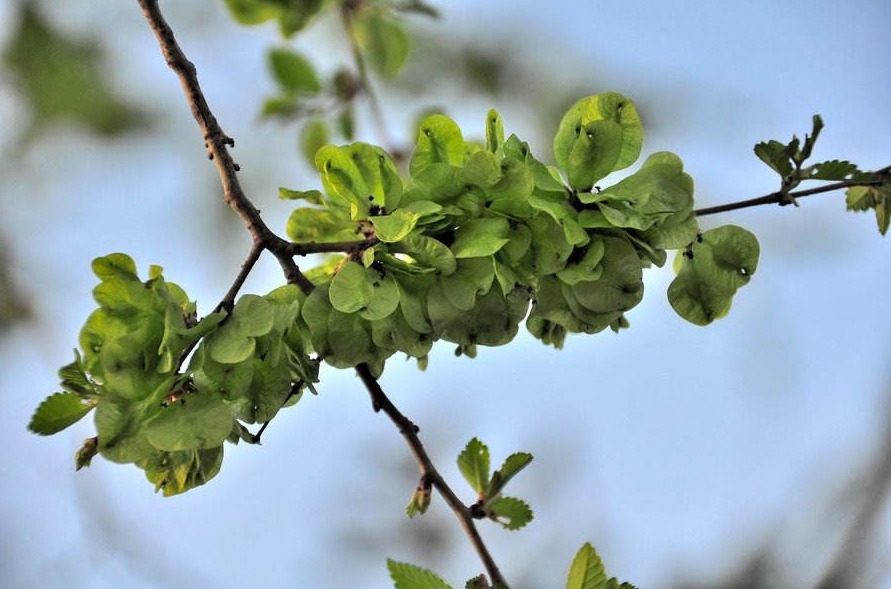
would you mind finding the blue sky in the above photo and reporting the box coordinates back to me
[2,0,890,588]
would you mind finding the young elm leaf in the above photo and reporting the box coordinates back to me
[485,496,533,531]
[457,437,490,494]
[805,159,860,181]
[753,139,794,178]
[486,451,533,497]
[566,542,607,589]
[28,392,98,435]
[798,114,824,163]
[387,560,454,589]
[846,184,891,236]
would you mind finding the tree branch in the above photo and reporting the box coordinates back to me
[137,3,509,586]
[135,0,313,294]
[356,364,509,588]
[695,166,890,217]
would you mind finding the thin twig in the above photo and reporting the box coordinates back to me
[356,364,509,588]
[288,237,379,256]
[695,167,889,217]
[136,3,508,585]
[215,241,264,312]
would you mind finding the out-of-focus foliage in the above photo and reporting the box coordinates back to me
[1,1,148,143]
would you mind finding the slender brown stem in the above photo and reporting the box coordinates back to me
[288,237,379,256]
[356,364,509,588]
[695,167,889,217]
[215,242,263,312]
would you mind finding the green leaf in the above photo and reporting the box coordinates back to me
[29,393,97,435]
[57,353,98,397]
[92,253,138,282]
[359,268,401,320]
[396,234,457,275]
[232,295,276,337]
[486,496,533,530]
[846,183,891,236]
[276,0,325,36]
[805,159,860,181]
[204,295,274,363]
[300,119,329,167]
[566,543,608,589]
[569,236,643,314]
[143,390,233,452]
[286,207,361,243]
[457,437,490,494]
[798,114,824,163]
[221,0,280,25]
[387,560,454,589]
[487,452,533,497]
[354,9,411,78]
[554,93,642,189]
[754,139,794,178]
[373,210,420,242]
[450,218,511,258]
[668,225,760,325]
[439,258,494,311]
[326,310,379,368]
[268,47,321,95]
[411,114,465,175]
[329,261,374,313]
[316,143,402,216]
[260,95,298,119]
[143,445,224,497]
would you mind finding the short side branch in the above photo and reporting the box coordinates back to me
[695,166,890,217]
[356,364,509,588]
